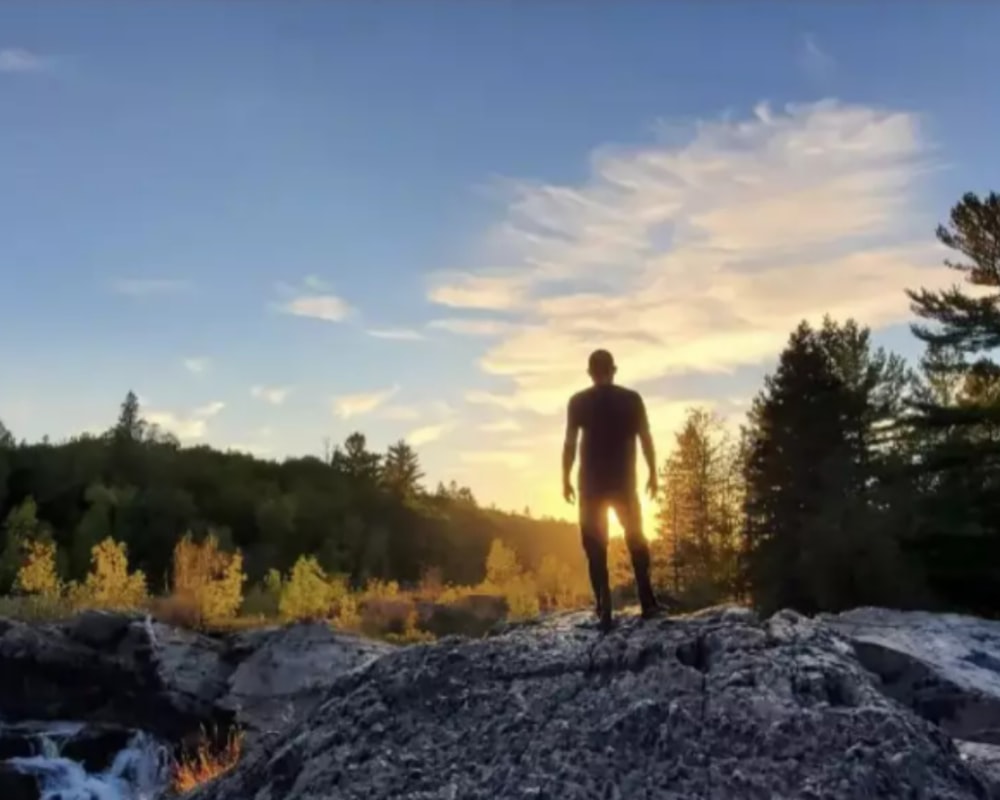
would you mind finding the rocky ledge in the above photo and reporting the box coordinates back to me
[0,611,390,750]
[184,607,1000,800]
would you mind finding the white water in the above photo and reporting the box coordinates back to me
[4,725,171,800]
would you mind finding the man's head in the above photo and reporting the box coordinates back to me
[587,349,616,385]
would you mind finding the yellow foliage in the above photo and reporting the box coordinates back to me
[536,555,581,610]
[15,540,61,599]
[70,538,147,610]
[172,534,245,625]
[503,575,540,620]
[361,579,399,601]
[484,539,522,586]
[278,556,333,620]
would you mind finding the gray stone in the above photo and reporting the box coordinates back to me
[823,607,1000,744]
[187,608,999,800]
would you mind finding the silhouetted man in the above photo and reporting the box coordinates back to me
[562,349,662,632]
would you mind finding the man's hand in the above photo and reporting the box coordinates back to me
[563,479,576,504]
[645,472,659,500]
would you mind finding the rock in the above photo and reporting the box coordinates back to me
[0,611,388,746]
[187,607,999,800]
[0,764,38,800]
[220,622,391,743]
[822,607,1000,744]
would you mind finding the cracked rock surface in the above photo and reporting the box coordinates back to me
[188,606,999,800]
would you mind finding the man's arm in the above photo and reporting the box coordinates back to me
[562,397,579,503]
[637,394,657,497]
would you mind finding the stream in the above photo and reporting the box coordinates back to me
[0,720,171,800]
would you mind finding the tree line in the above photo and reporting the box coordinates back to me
[1,189,999,622]
[649,190,1000,618]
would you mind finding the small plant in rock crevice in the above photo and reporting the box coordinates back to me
[171,724,244,793]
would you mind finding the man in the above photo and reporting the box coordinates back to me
[562,349,662,632]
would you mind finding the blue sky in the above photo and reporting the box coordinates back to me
[1,3,997,518]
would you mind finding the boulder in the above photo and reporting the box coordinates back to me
[220,622,391,743]
[187,606,999,799]
[822,607,1000,744]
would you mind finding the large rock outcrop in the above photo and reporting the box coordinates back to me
[0,611,390,747]
[187,607,1000,800]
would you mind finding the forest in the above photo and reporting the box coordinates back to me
[1,189,999,635]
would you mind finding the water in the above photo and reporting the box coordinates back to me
[3,724,171,800]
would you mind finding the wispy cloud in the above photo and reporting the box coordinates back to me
[111,278,192,297]
[428,318,512,337]
[481,418,522,433]
[367,327,425,341]
[407,422,453,446]
[432,100,948,415]
[276,277,354,323]
[798,33,837,83]
[145,400,225,442]
[381,405,421,421]
[182,357,211,375]
[250,385,292,406]
[332,385,399,419]
[427,273,527,311]
[0,48,50,74]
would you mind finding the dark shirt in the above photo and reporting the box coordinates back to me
[567,384,649,496]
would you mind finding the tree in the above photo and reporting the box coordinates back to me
[172,533,245,623]
[741,320,916,615]
[0,497,52,593]
[71,538,148,610]
[0,419,14,449]
[15,539,61,599]
[483,539,521,587]
[331,433,381,483]
[114,391,146,442]
[903,191,1000,612]
[382,440,424,498]
[654,407,742,607]
[279,555,333,620]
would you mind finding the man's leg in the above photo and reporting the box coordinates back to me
[579,493,612,628]
[613,491,661,617]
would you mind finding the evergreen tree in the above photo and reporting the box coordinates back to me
[0,419,14,449]
[903,191,1000,612]
[382,440,424,498]
[741,320,915,615]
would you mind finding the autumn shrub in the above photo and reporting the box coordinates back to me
[15,539,62,600]
[503,575,541,620]
[278,556,333,620]
[172,533,245,626]
[68,538,147,611]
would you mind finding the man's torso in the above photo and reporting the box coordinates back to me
[569,384,643,496]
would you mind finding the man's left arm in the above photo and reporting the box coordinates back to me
[562,397,579,503]
[637,394,657,498]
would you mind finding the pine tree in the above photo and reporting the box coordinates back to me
[331,432,382,483]
[114,391,145,442]
[741,320,914,615]
[903,191,1000,612]
[382,440,424,498]
[0,419,14,449]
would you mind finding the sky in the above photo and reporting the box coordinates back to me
[1,2,998,521]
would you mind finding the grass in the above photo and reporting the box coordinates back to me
[171,726,244,793]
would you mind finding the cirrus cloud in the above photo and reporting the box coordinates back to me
[431,99,950,416]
